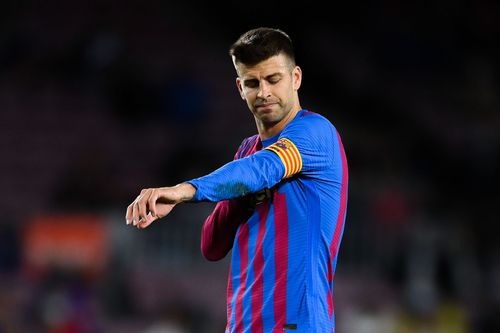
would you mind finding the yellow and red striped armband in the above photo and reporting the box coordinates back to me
[265,138,303,178]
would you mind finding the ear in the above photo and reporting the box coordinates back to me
[292,66,302,91]
[236,77,245,100]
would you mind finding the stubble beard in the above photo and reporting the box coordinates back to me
[253,102,293,128]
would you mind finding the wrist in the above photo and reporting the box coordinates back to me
[175,183,196,202]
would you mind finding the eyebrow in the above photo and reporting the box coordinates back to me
[243,73,283,85]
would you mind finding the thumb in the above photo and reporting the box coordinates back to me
[137,212,157,229]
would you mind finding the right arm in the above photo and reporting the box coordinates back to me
[125,183,196,229]
[126,137,266,247]
[126,136,298,229]
[126,115,325,232]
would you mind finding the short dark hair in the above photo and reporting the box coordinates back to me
[229,27,295,67]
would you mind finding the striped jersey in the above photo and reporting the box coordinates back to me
[188,109,348,332]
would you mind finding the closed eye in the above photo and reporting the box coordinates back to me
[244,79,259,88]
[268,77,281,84]
[242,73,284,89]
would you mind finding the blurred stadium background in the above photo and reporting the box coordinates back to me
[0,1,499,332]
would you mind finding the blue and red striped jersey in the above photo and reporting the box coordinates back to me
[188,109,348,333]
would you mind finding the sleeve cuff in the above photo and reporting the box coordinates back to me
[184,180,203,202]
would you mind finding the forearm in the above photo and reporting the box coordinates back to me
[187,151,283,202]
[170,183,197,202]
[201,198,252,261]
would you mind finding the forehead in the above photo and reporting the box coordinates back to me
[235,54,292,79]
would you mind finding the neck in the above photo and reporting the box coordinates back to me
[256,106,301,140]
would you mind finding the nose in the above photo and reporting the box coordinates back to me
[257,81,270,98]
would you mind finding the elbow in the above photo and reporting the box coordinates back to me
[200,233,229,261]
[200,215,229,262]
[201,243,226,262]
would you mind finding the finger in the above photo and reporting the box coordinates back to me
[132,197,141,226]
[148,189,158,218]
[137,212,156,229]
[136,212,153,229]
[125,202,134,225]
[137,190,150,223]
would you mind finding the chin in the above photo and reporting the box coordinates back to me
[259,112,283,124]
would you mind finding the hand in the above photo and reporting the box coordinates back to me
[125,183,196,229]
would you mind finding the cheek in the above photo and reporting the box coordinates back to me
[242,89,256,101]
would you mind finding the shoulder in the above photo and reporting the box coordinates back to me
[285,110,336,139]
[297,110,334,127]
[240,134,260,147]
[235,134,260,159]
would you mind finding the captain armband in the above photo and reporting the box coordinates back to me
[264,138,303,179]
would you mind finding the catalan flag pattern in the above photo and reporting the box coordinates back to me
[265,138,302,178]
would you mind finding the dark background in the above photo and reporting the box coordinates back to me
[0,1,499,332]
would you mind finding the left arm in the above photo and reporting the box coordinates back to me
[200,197,253,261]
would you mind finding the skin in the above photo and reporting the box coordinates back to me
[126,52,303,229]
[234,53,302,140]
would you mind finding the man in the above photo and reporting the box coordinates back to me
[126,27,348,333]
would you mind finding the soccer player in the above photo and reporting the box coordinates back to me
[126,27,348,333]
